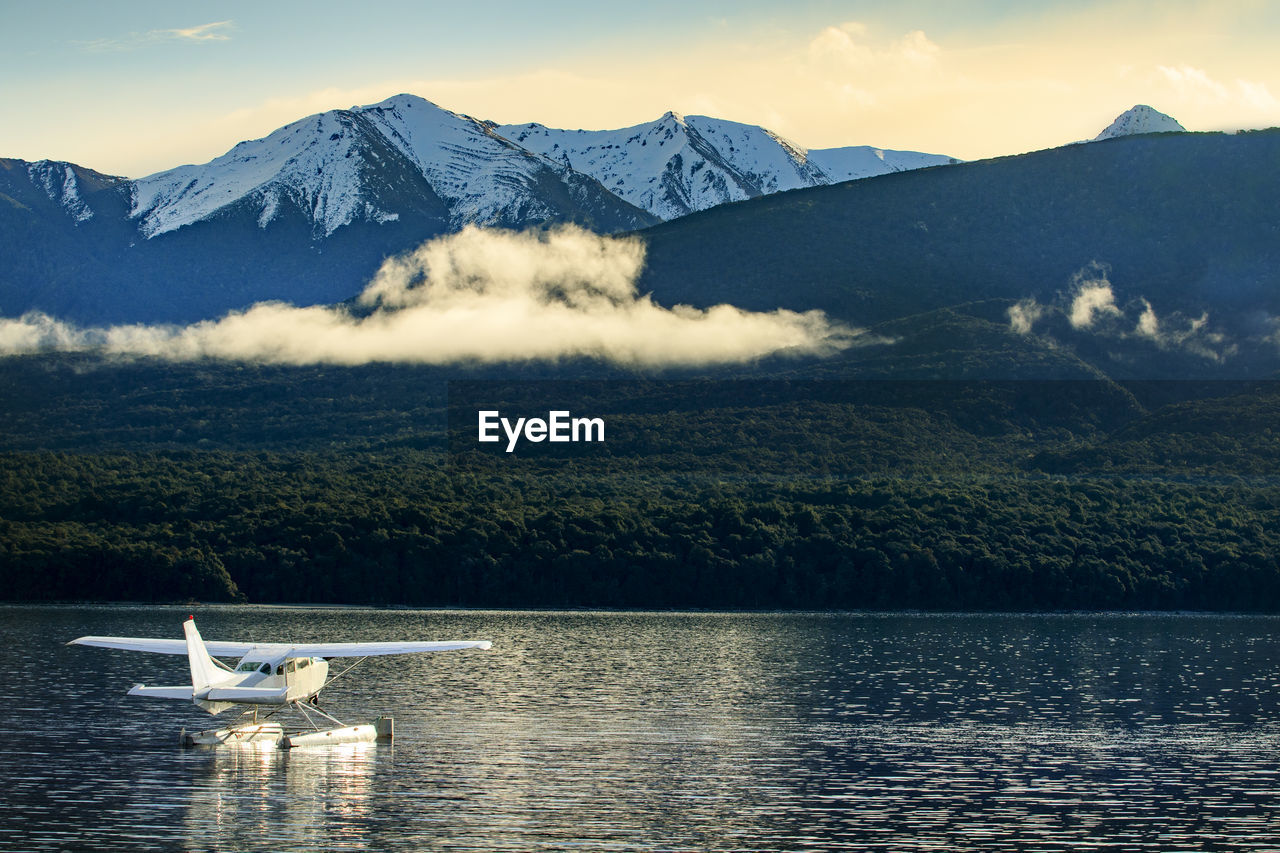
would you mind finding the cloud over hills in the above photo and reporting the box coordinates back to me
[0,227,857,367]
[1008,264,1238,363]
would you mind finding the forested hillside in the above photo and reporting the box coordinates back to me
[3,357,1277,611]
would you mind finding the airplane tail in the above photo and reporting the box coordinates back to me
[183,618,237,714]
[184,617,220,692]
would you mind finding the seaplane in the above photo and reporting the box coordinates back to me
[69,616,491,748]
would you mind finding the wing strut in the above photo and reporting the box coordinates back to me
[319,656,371,693]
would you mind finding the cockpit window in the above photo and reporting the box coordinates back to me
[235,661,261,672]
[258,663,272,674]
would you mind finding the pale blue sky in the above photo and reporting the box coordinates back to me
[3,0,1278,176]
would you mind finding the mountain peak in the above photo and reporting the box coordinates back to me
[359,93,434,110]
[496,110,954,220]
[1094,105,1186,141]
[127,93,654,241]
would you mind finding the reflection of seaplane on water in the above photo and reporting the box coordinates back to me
[70,616,491,748]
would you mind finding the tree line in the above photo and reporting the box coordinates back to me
[3,449,1277,611]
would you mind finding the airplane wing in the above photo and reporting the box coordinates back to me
[127,684,290,705]
[71,636,492,658]
[69,636,260,657]
[204,686,291,703]
[128,684,195,699]
[279,640,493,658]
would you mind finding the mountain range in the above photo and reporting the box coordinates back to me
[129,95,659,241]
[497,111,953,220]
[0,93,958,323]
[8,99,1276,379]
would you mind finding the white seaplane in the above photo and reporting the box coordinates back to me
[69,616,491,748]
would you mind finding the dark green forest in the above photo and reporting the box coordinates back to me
[3,449,1278,610]
[2,357,1277,611]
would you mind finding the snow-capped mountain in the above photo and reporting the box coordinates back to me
[358,95,645,231]
[807,145,957,183]
[10,100,1199,251]
[1094,105,1186,141]
[131,95,656,240]
[132,109,402,239]
[19,95,956,242]
[3,101,1273,334]
[499,112,956,220]
[6,159,128,224]
[2,94,962,323]
[499,112,821,220]
[25,160,105,223]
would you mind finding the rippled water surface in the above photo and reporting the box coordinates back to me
[2,606,1280,851]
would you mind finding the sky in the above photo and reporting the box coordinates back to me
[2,0,1279,178]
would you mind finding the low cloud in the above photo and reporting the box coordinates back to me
[1068,281,1121,329]
[0,226,861,367]
[1008,263,1236,363]
[1134,298,1160,339]
[1130,300,1232,361]
[1007,299,1045,335]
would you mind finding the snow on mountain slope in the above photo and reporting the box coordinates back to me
[683,116,828,194]
[498,112,955,219]
[131,109,397,238]
[356,94,638,228]
[1094,105,1186,140]
[500,112,765,220]
[26,161,95,222]
[119,94,957,240]
[21,160,127,223]
[130,95,653,240]
[808,146,956,182]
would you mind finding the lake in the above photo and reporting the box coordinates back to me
[2,606,1279,851]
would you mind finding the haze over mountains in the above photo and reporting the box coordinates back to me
[4,98,1277,378]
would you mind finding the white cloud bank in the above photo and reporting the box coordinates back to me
[0,226,860,367]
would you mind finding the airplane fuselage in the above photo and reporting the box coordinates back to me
[225,653,329,702]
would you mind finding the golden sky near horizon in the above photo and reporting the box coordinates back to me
[1,1,1277,176]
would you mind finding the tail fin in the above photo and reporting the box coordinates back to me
[184,617,221,694]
